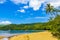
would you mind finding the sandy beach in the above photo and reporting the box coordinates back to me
[9,31,58,40]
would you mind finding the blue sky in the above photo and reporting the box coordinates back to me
[0,0,59,24]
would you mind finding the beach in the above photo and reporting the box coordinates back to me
[9,31,58,40]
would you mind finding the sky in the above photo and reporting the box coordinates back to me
[0,0,60,24]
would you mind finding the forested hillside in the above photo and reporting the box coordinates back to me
[0,23,47,30]
[0,15,60,31]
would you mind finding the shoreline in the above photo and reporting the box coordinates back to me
[0,31,58,40]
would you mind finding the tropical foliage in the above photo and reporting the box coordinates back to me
[46,3,60,40]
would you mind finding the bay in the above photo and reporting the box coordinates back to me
[0,30,44,37]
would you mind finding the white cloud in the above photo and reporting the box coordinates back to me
[17,9,25,13]
[0,0,6,4]
[11,0,45,11]
[11,0,60,11]
[0,21,12,25]
[29,0,60,10]
[10,0,29,4]
[29,0,45,10]
[23,6,29,9]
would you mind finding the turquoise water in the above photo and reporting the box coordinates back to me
[0,30,45,40]
[0,30,44,37]
[10,30,44,34]
[0,30,45,34]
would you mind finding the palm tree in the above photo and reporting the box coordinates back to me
[46,3,60,40]
[46,4,60,15]
[46,4,55,15]
[45,4,60,21]
[45,4,55,21]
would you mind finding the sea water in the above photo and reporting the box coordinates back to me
[0,30,44,37]
[0,30,44,40]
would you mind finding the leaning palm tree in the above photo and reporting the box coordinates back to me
[46,4,55,15]
[46,3,60,15]
[45,4,55,21]
[46,3,60,40]
[45,3,60,21]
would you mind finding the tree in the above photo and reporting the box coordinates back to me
[46,4,55,15]
[46,4,60,40]
[46,4,60,15]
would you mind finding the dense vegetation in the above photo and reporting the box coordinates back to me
[45,3,60,40]
[0,23,48,30]
[48,15,60,39]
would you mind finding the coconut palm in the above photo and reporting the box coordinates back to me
[46,3,60,40]
[46,4,55,15]
[45,4,55,21]
[46,4,60,21]
[46,4,60,15]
